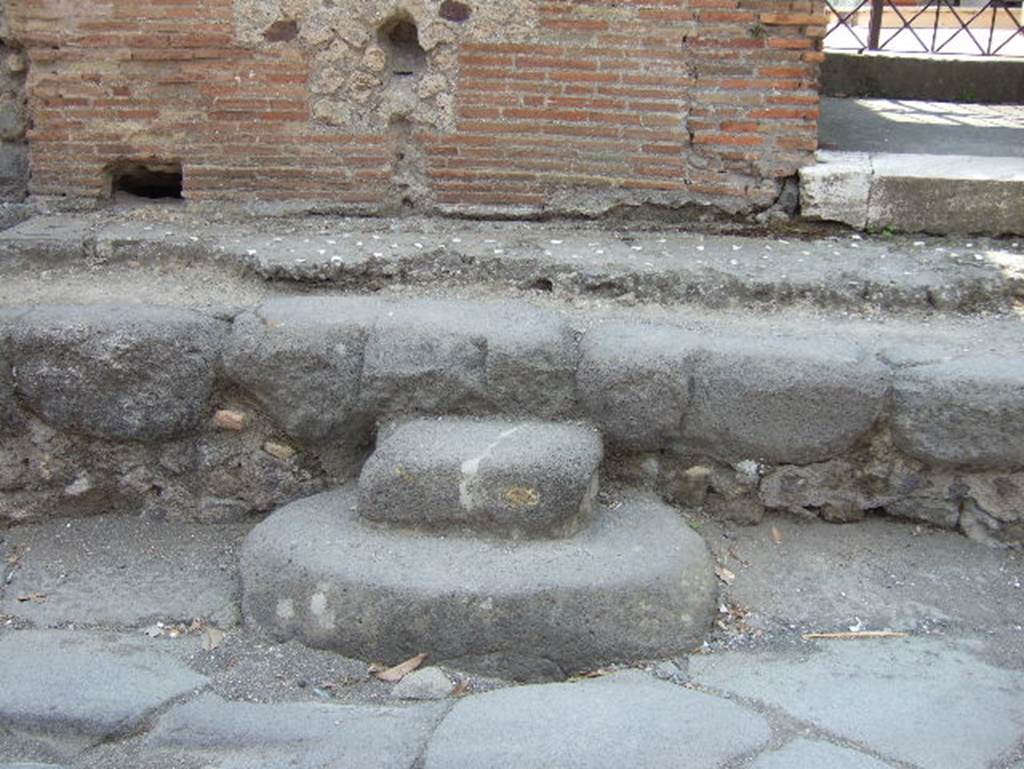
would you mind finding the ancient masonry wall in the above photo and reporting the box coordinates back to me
[5,0,825,215]
[2,300,1022,547]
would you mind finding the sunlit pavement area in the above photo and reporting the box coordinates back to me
[820,96,1024,157]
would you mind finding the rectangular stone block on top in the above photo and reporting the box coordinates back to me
[358,419,602,539]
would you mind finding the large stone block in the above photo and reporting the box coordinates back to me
[684,336,890,464]
[223,297,378,444]
[360,299,576,419]
[579,325,889,463]
[241,486,715,677]
[6,305,226,442]
[577,323,697,450]
[892,354,1024,469]
[226,297,577,444]
[359,419,602,539]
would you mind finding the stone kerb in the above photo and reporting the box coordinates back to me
[1,300,1022,543]
[577,323,892,465]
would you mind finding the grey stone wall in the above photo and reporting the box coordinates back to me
[1,299,1021,545]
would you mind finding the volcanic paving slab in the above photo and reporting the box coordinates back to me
[423,670,771,769]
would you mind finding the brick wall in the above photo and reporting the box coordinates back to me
[8,0,825,216]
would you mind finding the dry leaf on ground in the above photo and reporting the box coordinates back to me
[374,652,428,683]
[770,526,783,544]
[715,566,736,586]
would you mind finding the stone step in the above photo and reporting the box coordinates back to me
[2,212,1021,313]
[802,150,1024,236]
[240,486,716,677]
[359,419,602,539]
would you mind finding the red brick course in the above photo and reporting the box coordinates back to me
[9,0,825,214]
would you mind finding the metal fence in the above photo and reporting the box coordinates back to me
[824,0,1024,56]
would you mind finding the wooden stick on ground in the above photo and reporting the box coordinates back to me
[801,631,908,641]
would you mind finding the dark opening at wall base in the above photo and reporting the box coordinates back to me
[108,160,184,199]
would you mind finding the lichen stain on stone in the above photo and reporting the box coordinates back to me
[502,486,540,508]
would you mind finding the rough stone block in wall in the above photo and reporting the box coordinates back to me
[0,5,29,202]
[892,354,1024,471]
[4,305,227,442]
[6,0,825,215]
[577,323,890,464]
[224,297,577,446]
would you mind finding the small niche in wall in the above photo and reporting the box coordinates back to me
[108,160,183,200]
[379,14,427,77]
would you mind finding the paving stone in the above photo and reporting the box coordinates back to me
[690,638,1024,769]
[423,670,770,769]
[359,419,602,538]
[683,336,890,464]
[577,323,697,450]
[223,296,378,444]
[391,667,453,700]
[148,692,447,769]
[0,514,246,627]
[0,765,73,769]
[0,630,207,740]
[892,353,1024,470]
[3,304,226,442]
[241,486,715,677]
[749,739,894,769]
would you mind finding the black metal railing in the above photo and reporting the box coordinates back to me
[824,0,1024,56]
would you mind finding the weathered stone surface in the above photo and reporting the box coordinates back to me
[0,630,207,739]
[577,323,696,450]
[360,299,576,420]
[0,514,245,627]
[223,296,378,444]
[149,693,446,769]
[892,354,1024,469]
[241,486,715,676]
[423,670,771,769]
[225,297,576,445]
[0,141,27,202]
[750,739,894,769]
[683,336,890,464]
[392,667,453,700]
[760,460,867,523]
[4,305,226,442]
[0,355,20,432]
[359,419,601,538]
[579,326,889,463]
[960,471,1024,546]
[690,638,1024,769]
[868,153,1024,236]
[799,150,872,230]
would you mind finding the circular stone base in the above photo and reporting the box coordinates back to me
[240,486,715,677]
